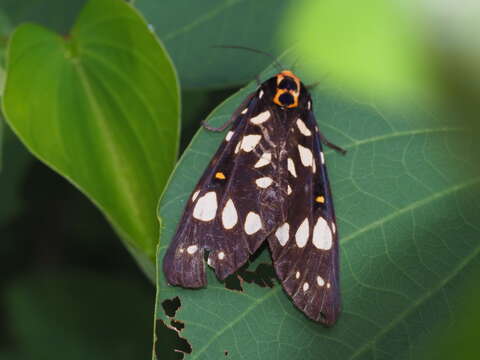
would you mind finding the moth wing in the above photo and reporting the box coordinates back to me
[268,109,340,325]
[164,88,283,288]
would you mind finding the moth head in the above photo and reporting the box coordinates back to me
[273,70,301,109]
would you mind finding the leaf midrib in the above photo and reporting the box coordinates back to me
[74,60,150,241]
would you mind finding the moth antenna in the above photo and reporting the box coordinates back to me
[212,45,283,73]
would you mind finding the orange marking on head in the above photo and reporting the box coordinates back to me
[279,70,300,86]
[215,172,226,180]
[273,69,301,108]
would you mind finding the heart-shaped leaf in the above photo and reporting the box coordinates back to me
[155,65,479,358]
[2,0,180,278]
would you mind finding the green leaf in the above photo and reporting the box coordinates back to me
[155,65,480,358]
[2,0,180,278]
[135,0,294,89]
[413,265,480,360]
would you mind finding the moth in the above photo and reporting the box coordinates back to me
[163,68,345,325]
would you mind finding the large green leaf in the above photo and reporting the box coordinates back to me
[2,0,179,278]
[413,265,480,360]
[155,65,479,358]
[135,0,294,89]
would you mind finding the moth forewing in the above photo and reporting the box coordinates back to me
[164,70,343,325]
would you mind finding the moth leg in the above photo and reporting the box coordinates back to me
[201,118,234,132]
[318,131,347,155]
[202,92,257,132]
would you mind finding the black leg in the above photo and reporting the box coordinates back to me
[318,132,347,155]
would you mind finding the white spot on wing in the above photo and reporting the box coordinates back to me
[303,282,309,292]
[327,282,331,289]
[259,89,264,98]
[250,110,270,125]
[222,199,238,229]
[254,152,271,168]
[235,141,241,154]
[296,119,312,136]
[255,177,273,188]
[312,217,333,250]
[192,190,200,202]
[287,158,297,178]
[332,222,336,234]
[320,152,325,164]
[287,185,292,195]
[244,211,262,235]
[307,101,311,110]
[187,245,198,254]
[241,108,248,114]
[218,251,225,260]
[295,218,309,248]
[317,276,325,287]
[240,135,261,152]
[275,222,290,246]
[193,191,218,221]
[295,271,300,279]
[225,131,234,141]
[298,144,313,167]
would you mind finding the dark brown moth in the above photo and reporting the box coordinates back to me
[163,70,345,325]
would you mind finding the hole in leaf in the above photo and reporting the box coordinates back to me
[240,263,275,288]
[223,243,275,291]
[170,319,185,331]
[155,319,192,360]
[224,350,229,356]
[224,263,276,291]
[162,296,181,317]
[224,273,243,291]
[203,249,210,262]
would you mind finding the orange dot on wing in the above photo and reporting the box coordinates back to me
[215,172,226,180]
[315,196,325,203]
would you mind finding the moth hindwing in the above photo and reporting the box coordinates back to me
[163,70,344,325]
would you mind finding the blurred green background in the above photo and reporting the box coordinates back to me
[0,1,234,358]
[0,0,479,359]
